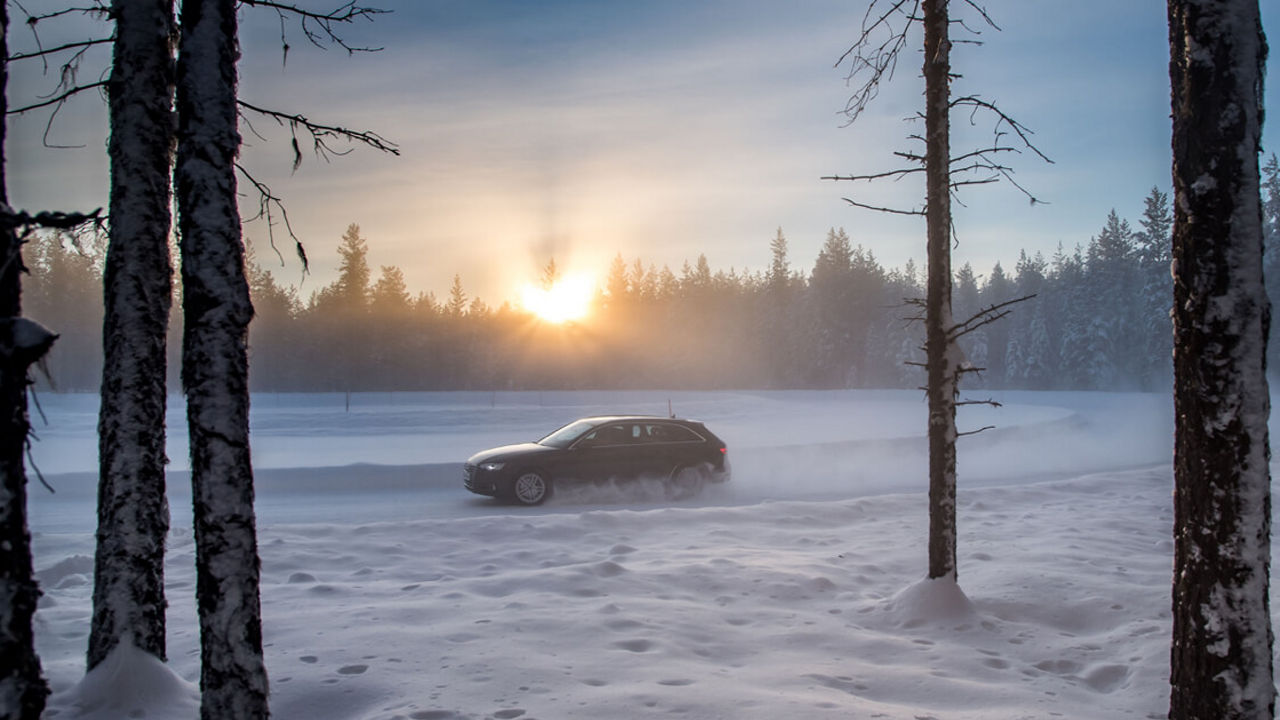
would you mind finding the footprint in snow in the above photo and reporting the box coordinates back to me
[1083,664,1131,693]
[337,664,368,675]
[613,639,655,653]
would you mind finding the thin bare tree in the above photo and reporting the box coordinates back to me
[826,0,1047,581]
[1,3,102,716]
[0,8,54,697]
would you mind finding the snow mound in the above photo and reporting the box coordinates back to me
[881,576,977,627]
[56,641,199,720]
[37,554,94,586]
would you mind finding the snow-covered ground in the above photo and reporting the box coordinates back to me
[23,389,1261,719]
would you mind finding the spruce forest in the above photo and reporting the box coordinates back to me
[25,163,1280,394]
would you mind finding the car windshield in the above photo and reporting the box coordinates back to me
[537,419,598,449]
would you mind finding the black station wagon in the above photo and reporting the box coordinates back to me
[464,415,730,505]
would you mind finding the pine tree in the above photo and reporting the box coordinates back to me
[767,227,789,292]
[981,263,1012,384]
[1260,155,1280,374]
[953,263,986,385]
[604,253,629,306]
[334,223,371,311]
[446,274,468,317]
[1083,211,1139,386]
[762,229,797,387]
[808,228,855,386]
[24,233,105,390]
[1136,187,1174,388]
[246,257,299,391]
[540,257,559,290]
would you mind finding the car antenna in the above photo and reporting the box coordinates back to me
[668,398,674,418]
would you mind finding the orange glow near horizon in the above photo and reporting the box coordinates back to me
[520,274,595,324]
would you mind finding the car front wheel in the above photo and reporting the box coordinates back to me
[511,470,551,505]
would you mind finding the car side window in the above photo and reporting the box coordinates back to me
[647,423,700,443]
[585,424,631,446]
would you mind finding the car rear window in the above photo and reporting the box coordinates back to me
[645,423,702,443]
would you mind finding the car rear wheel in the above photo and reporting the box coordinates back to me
[667,465,707,500]
[512,470,551,505]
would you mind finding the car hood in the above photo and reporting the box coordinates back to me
[466,442,557,465]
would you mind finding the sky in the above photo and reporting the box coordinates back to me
[7,0,1280,306]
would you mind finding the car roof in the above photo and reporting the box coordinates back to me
[576,415,702,425]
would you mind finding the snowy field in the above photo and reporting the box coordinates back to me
[21,389,1272,719]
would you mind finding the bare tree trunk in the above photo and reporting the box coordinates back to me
[1168,1,1274,718]
[90,0,175,670]
[0,4,52,716]
[922,0,958,582]
[0,10,51,719]
[175,0,268,717]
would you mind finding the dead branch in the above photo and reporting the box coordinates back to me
[7,36,112,65]
[948,294,1035,341]
[11,0,110,73]
[235,163,309,273]
[835,0,921,123]
[238,0,388,62]
[0,207,102,286]
[7,1,112,149]
[956,425,996,438]
[839,197,926,216]
[955,398,1003,408]
[952,95,1052,163]
[822,167,925,183]
[6,79,107,116]
[237,100,399,169]
[0,206,103,232]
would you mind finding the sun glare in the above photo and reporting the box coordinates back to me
[520,275,595,324]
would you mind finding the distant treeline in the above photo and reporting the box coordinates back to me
[23,158,1280,393]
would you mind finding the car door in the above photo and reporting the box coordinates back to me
[569,422,641,482]
[643,422,704,476]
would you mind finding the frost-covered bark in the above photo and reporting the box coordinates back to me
[90,0,175,671]
[923,0,958,582]
[1168,1,1274,718]
[175,0,268,717]
[0,4,52,716]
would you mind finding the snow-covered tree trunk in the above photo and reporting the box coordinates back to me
[923,0,958,582]
[0,4,52,716]
[1168,1,1274,718]
[175,0,268,717]
[90,0,175,671]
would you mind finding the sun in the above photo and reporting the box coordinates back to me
[520,274,595,324]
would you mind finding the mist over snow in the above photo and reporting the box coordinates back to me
[24,389,1272,719]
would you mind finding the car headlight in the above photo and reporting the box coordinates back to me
[479,461,505,472]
